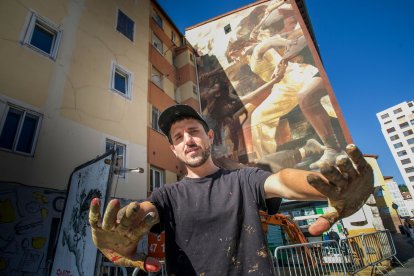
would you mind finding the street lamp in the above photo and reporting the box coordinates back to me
[113,167,145,197]
[391,202,403,225]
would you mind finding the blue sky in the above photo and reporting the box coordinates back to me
[157,0,414,185]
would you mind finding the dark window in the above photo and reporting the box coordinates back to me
[390,134,399,141]
[394,142,403,149]
[152,107,161,131]
[117,10,134,41]
[411,147,414,153]
[409,176,414,182]
[405,167,414,173]
[393,108,402,114]
[408,138,414,145]
[106,139,126,177]
[400,122,409,129]
[403,129,413,136]
[0,106,41,155]
[387,127,396,133]
[408,102,413,107]
[384,120,392,124]
[410,119,414,125]
[31,23,55,54]
[397,150,407,157]
[401,158,411,165]
[152,10,163,28]
[381,113,389,119]
[224,24,232,34]
[114,70,127,93]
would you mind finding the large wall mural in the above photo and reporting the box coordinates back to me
[186,0,348,172]
[0,182,65,275]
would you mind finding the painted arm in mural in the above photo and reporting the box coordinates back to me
[264,144,374,235]
[89,199,161,272]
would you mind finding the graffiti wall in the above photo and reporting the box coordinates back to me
[0,182,65,275]
[186,0,348,172]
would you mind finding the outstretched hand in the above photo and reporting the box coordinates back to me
[307,144,374,235]
[89,199,161,272]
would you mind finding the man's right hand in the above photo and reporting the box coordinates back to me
[89,198,161,272]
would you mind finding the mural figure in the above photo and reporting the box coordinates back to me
[62,182,101,276]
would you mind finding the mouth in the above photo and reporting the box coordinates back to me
[185,145,199,155]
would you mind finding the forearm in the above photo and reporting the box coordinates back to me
[264,168,326,200]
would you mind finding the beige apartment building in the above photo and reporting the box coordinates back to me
[0,1,197,274]
[0,0,196,199]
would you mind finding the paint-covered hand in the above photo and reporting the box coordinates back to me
[89,199,161,272]
[307,144,374,235]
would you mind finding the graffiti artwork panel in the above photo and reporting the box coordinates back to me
[50,151,114,276]
[186,0,347,172]
[0,183,65,275]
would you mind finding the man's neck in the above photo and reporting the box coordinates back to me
[185,159,220,178]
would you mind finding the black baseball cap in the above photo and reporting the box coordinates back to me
[158,104,209,138]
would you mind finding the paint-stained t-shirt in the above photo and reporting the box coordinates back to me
[150,167,278,276]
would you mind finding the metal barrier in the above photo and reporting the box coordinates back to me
[339,230,404,275]
[274,230,404,275]
[274,240,347,275]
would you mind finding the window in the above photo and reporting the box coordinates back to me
[394,142,403,149]
[409,102,413,107]
[409,176,414,182]
[189,53,194,62]
[111,63,132,97]
[193,85,198,95]
[384,120,392,124]
[381,113,389,119]
[152,106,161,132]
[397,150,407,157]
[171,31,176,44]
[116,10,134,41]
[411,147,414,153]
[393,108,402,114]
[152,10,163,28]
[408,138,414,145]
[399,122,409,129]
[151,67,163,89]
[152,33,163,54]
[401,158,411,165]
[405,167,414,173]
[396,115,404,120]
[150,166,164,192]
[224,24,231,34]
[386,127,396,133]
[390,134,399,141]
[106,139,126,177]
[410,119,414,125]
[22,11,61,59]
[403,129,413,136]
[0,104,42,155]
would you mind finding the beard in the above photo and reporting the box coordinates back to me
[178,143,211,168]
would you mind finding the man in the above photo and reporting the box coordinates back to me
[89,104,374,275]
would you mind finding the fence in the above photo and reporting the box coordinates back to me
[273,229,404,275]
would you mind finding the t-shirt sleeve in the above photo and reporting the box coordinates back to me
[148,188,166,233]
[241,167,273,211]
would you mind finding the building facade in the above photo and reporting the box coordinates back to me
[0,0,196,274]
[377,100,414,200]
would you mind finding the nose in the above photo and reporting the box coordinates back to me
[183,131,195,144]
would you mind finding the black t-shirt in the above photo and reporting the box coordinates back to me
[150,167,278,275]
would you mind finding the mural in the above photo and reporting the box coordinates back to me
[0,182,65,275]
[50,151,113,276]
[186,0,347,172]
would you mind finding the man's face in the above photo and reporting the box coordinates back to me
[169,119,213,168]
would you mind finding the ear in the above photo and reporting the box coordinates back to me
[207,129,214,144]
[170,144,177,157]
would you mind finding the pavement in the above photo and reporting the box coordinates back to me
[387,232,414,275]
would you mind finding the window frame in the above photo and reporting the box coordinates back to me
[152,10,163,29]
[110,62,132,99]
[150,166,165,192]
[151,106,161,132]
[151,66,163,89]
[0,103,42,156]
[116,9,135,41]
[22,11,62,60]
[152,33,164,54]
[106,138,127,178]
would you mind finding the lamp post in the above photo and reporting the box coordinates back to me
[391,202,403,225]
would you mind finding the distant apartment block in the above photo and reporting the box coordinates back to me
[377,100,414,198]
